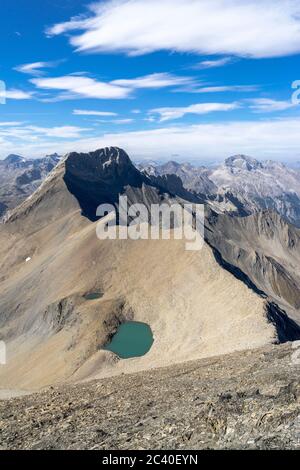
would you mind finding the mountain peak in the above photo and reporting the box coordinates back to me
[225,154,263,171]
[3,154,25,164]
[5,153,23,161]
[65,147,133,178]
[63,147,146,220]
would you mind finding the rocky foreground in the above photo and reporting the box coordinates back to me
[0,342,300,450]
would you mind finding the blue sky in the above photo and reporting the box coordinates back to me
[1,0,300,161]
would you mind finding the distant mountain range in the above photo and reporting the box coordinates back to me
[138,154,300,227]
[0,153,60,217]
[1,152,300,228]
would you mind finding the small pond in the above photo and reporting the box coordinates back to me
[104,321,154,359]
[83,292,103,300]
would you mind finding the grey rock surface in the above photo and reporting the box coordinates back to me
[0,342,299,450]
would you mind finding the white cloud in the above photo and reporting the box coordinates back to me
[31,72,194,101]
[144,116,156,122]
[47,0,300,59]
[248,98,296,112]
[2,118,300,161]
[0,124,90,141]
[73,109,117,116]
[92,118,134,124]
[150,102,240,121]
[26,125,91,138]
[31,75,131,99]
[0,89,32,100]
[182,85,258,94]
[112,119,134,124]
[15,60,62,76]
[0,122,24,127]
[111,73,193,89]
[193,57,234,69]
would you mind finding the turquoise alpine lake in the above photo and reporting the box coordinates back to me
[104,321,154,359]
[83,292,103,300]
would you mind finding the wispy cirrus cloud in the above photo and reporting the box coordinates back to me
[248,98,296,113]
[26,125,91,138]
[31,72,195,101]
[150,102,240,121]
[173,84,259,94]
[31,75,131,100]
[184,85,258,94]
[0,121,24,127]
[111,73,193,89]
[0,124,91,141]
[112,119,134,124]
[73,109,118,116]
[47,0,300,59]
[0,89,32,100]
[14,60,63,76]
[91,118,134,124]
[192,57,234,69]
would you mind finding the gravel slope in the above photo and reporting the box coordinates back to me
[0,342,299,450]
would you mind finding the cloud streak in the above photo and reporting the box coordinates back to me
[181,85,258,94]
[31,72,195,100]
[73,109,118,116]
[0,122,24,127]
[111,73,193,89]
[150,102,240,121]
[0,124,91,141]
[192,57,234,69]
[0,89,32,100]
[248,98,296,112]
[31,75,131,99]
[15,60,62,76]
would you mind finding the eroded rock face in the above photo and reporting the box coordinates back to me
[41,297,77,334]
[205,208,300,323]
[0,342,299,450]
